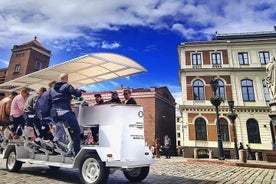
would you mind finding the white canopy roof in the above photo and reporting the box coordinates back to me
[0,52,147,91]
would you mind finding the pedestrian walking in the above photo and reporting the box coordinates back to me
[272,142,276,150]
[155,138,161,158]
[164,134,171,159]
[246,144,252,160]
[239,142,244,150]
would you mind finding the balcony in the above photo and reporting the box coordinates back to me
[212,64,222,68]
[192,64,202,69]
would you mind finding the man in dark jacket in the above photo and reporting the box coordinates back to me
[123,89,137,104]
[94,93,104,105]
[107,91,121,104]
[51,73,83,156]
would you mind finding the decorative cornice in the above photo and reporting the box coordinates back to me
[179,105,270,114]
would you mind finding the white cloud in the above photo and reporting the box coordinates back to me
[0,0,275,49]
[101,41,120,49]
[0,58,9,68]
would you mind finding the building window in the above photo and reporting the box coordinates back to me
[217,79,225,100]
[192,53,202,68]
[177,133,180,138]
[177,141,181,146]
[259,51,270,64]
[246,119,261,143]
[177,125,180,130]
[241,79,255,101]
[211,52,222,68]
[195,117,207,141]
[220,119,229,141]
[35,61,42,71]
[193,79,205,100]
[262,80,270,101]
[14,64,20,73]
[238,52,249,65]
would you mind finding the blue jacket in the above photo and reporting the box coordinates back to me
[51,82,82,111]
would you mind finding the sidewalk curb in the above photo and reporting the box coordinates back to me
[185,158,276,169]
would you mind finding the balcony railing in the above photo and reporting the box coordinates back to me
[212,64,222,68]
[192,64,202,69]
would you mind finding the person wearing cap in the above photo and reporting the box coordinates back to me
[107,91,121,104]
[94,93,104,105]
[123,89,137,104]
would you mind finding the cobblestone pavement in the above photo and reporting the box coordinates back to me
[1,156,276,184]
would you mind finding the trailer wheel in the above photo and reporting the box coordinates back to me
[6,148,22,172]
[79,153,109,184]
[123,166,150,182]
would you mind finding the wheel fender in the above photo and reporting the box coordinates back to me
[73,147,115,168]
[3,144,15,159]
[73,149,98,168]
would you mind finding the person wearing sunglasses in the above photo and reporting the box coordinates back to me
[123,89,137,105]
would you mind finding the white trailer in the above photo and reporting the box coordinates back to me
[1,104,154,184]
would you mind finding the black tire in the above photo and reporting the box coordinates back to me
[79,153,109,184]
[123,166,150,182]
[6,148,23,172]
[48,166,60,170]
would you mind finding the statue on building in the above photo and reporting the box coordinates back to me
[266,56,276,101]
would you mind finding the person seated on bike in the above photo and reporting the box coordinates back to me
[0,91,18,145]
[24,87,47,115]
[24,87,53,143]
[10,88,30,138]
[50,73,83,156]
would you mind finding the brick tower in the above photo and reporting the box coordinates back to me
[5,37,51,82]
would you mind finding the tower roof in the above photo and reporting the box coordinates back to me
[12,36,51,55]
[21,36,45,49]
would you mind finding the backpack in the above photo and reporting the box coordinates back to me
[36,89,52,117]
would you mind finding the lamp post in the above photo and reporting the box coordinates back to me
[210,78,224,160]
[228,99,239,159]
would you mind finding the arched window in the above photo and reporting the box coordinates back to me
[219,118,229,141]
[193,80,205,100]
[246,119,261,143]
[195,117,207,140]
[241,79,255,101]
[262,80,270,101]
[217,79,225,100]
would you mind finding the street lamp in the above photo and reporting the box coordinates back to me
[210,78,224,160]
[227,99,239,159]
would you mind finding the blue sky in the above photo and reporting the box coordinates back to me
[0,0,276,104]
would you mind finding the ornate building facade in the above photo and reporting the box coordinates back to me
[178,30,276,160]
